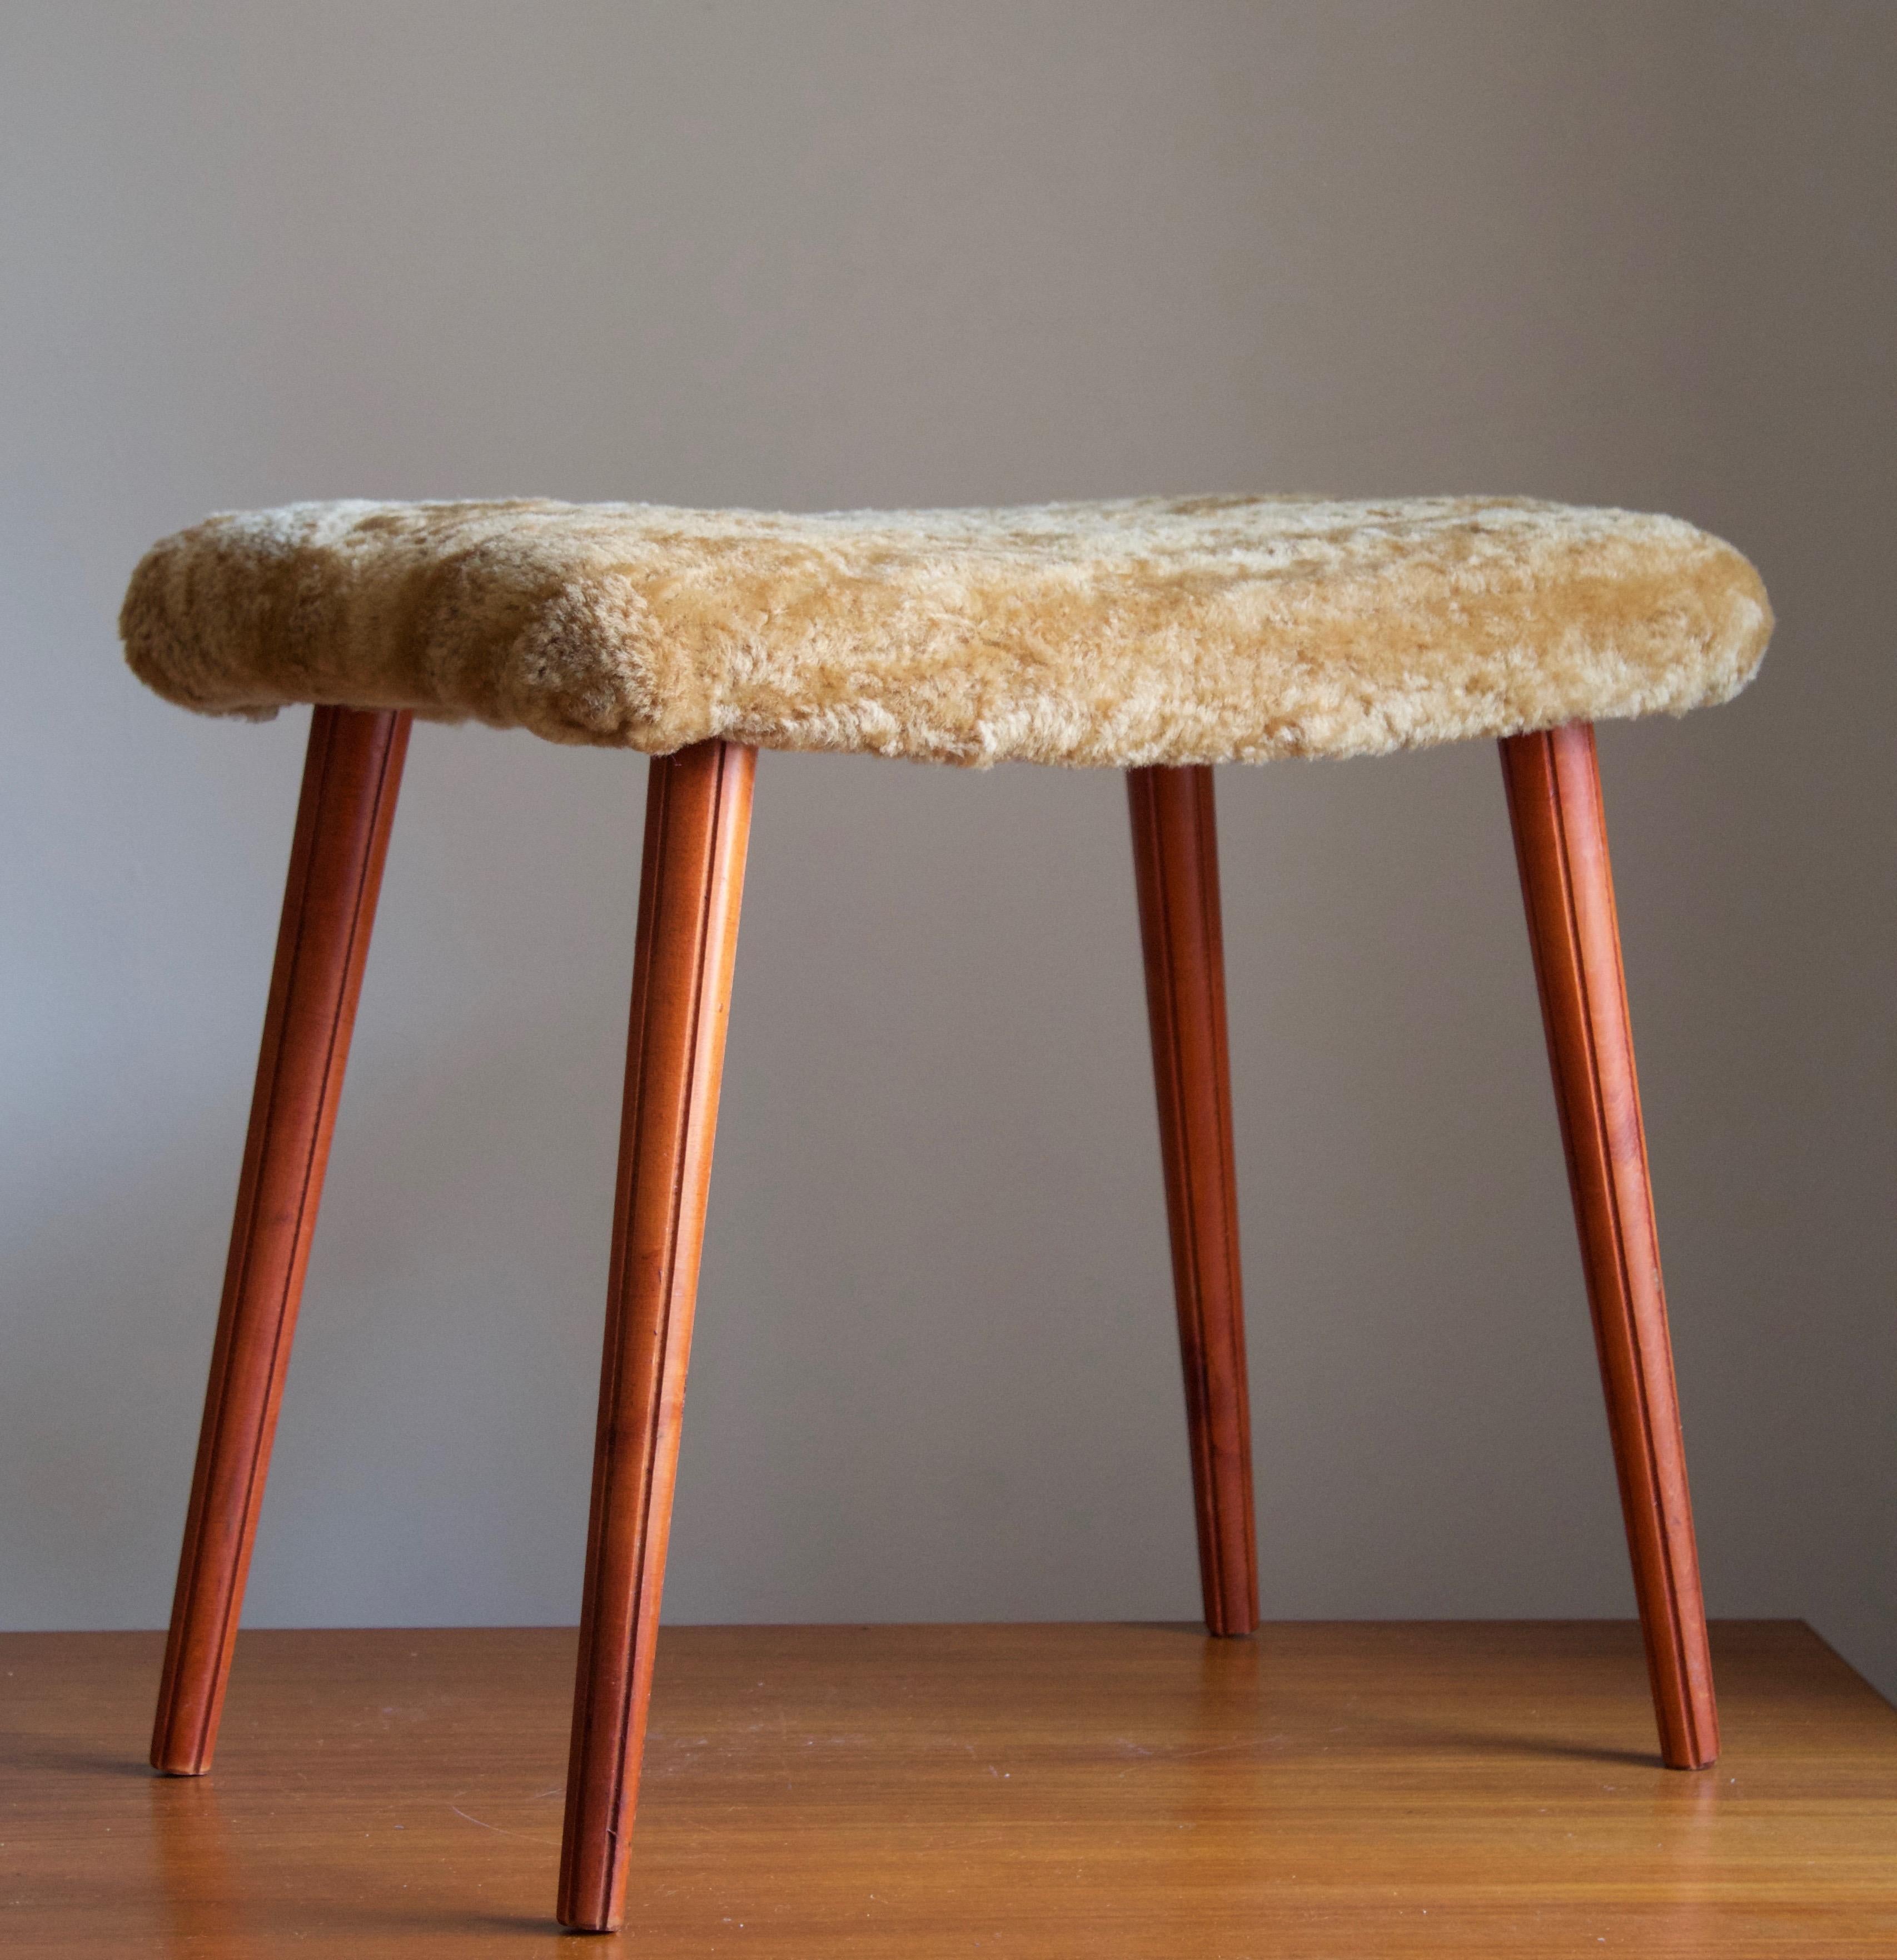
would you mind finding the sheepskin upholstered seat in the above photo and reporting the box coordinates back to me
[121,495,1771,767]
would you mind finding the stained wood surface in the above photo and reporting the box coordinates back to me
[1501,725,1719,1769]
[560,739,757,1932]
[6,1623,1893,1957]
[151,705,411,1778]
[1127,765,1258,1637]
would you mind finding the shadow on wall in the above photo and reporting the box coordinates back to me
[11,731,1736,1642]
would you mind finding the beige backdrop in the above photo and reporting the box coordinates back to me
[3,2,1891,1700]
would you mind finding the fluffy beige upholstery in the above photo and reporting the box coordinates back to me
[122,495,1770,767]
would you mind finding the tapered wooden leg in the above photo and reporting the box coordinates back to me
[557,739,756,1933]
[151,706,411,1777]
[1501,723,1719,1770]
[1127,765,1259,1638]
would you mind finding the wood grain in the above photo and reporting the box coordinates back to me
[1500,723,1719,1770]
[1127,765,1258,1637]
[151,706,411,1779]
[558,739,757,1933]
[7,1622,1893,1957]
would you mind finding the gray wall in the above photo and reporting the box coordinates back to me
[3,3,1891,1700]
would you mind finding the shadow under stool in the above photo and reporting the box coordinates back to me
[121,492,1773,1932]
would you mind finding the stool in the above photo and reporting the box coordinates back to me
[122,493,1772,1932]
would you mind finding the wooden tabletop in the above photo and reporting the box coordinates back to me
[4,1621,1893,1956]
